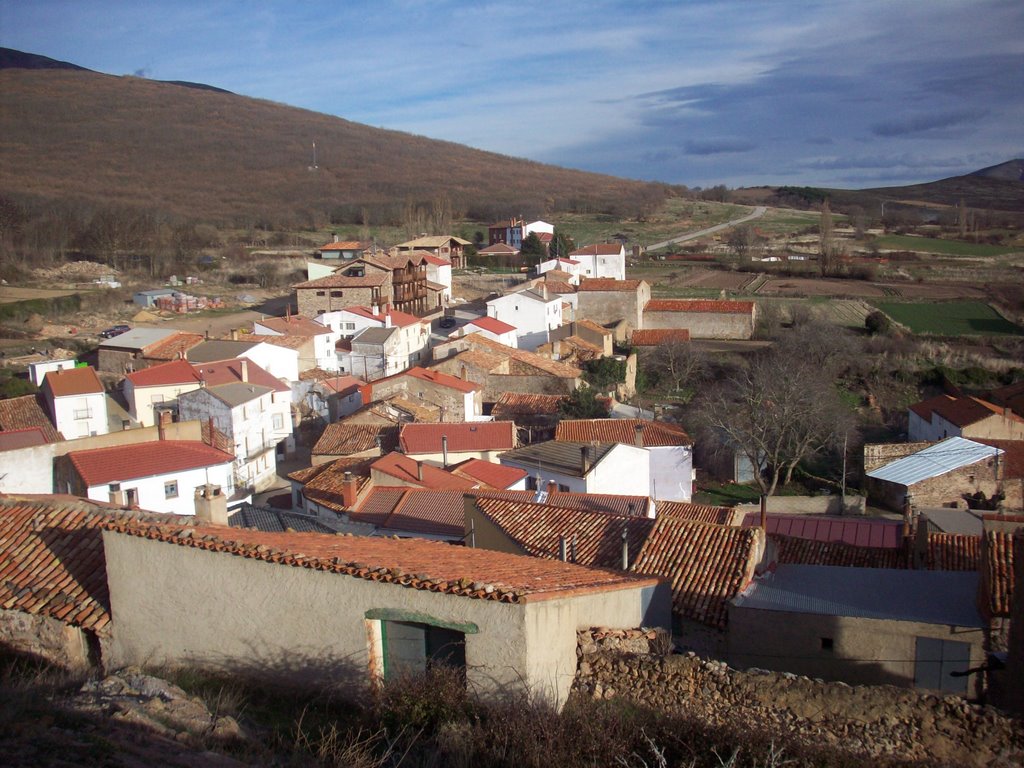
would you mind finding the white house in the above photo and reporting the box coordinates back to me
[456,316,519,348]
[40,366,109,439]
[907,394,1024,442]
[187,338,298,384]
[323,305,430,374]
[123,359,202,427]
[177,367,294,493]
[486,287,563,351]
[497,441,650,496]
[525,220,555,238]
[28,358,77,387]
[423,254,453,304]
[569,243,626,281]
[253,314,339,373]
[65,439,236,515]
[536,258,584,284]
[399,421,517,465]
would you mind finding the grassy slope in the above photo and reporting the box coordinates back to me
[872,300,1023,336]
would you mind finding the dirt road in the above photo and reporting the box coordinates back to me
[646,206,767,251]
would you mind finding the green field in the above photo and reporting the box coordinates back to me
[875,235,1020,257]
[872,300,1022,336]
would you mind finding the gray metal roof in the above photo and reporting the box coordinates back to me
[866,436,1002,486]
[98,327,176,350]
[498,440,616,478]
[186,339,260,362]
[921,507,984,535]
[732,565,983,627]
[229,503,337,534]
[352,326,397,345]
[206,382,272,407]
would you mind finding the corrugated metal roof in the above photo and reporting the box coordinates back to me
[98,327,176,349]
[866,437,1002,486]
[733,565,983,627]
[741,513,903,548]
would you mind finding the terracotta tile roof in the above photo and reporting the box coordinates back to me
[0,395,61,442]
[371,452,476,490]
[0,428,51,451]
[491,392,566,417]
[467,316,517,335]
[399,421,516,454]
[973,439,1024,477]
[312,423,398,456]
[450,459,528,489]
[343,305,424,328]
[575,319,611,336]
[125,358,201,388]
[571,244,624,256]
[558,336,603,358]
[555,418,693,447]
[244,333,310,350]
[449,347,508,372]
[543,281,577,295]
[0,495,188,635]
[401,366,480,394]
[142,331,206,361]
[555,258,580,266]
[395,236,470,250]
[928,532,981,571]
[644,299,755,315]
[460,334,582,379]
[544,491,651,517]
[422,254,451,267]
[772,535,907,569]
[192,357,289,393]
[473,496,654,569]
[365,250,429,270]
[256,315,329,336]
[41,366,103,397]
[106,518,660,603]
[295,271,389,289]
[319,241,368,251]
[478,243,519,255]
[578,279,642,291]
[656,501,734,526]
[298,457,376,512]
[67,440,235,487]
[907,394,1021,428]
[981,530,1015,617]
[741,514,904,548]
[630,517,763,629]
[631,329,691,346]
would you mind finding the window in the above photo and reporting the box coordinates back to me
[273,413,284,430]
[330,290,343,298]
[316,290,326,297]
[344,322,356,330]
[558,484,570,492]
[820,637,834,651]
[164,481,178,499]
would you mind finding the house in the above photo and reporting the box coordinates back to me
[294,266,390,318]
[301,370,365,422]
[97,327,180,373]
[325,306,430,379]
[177,360,293,492]
[576,279,650,330]
[987,381,1024,419]
[488,218,525,248]
[497,441,650,496]
[399,421,517,465]
[393,236,470,270]
[456,316,518,348]
[537,257,584,284]
[187,337,299,383]
[253,313,339,373]
[729,565,986,697]
[132,288,178,307]
[312,422,399,465]
[554,419,695,502]
[100,518,668,709]
[486,287,563,351]
[40,366,108,439]
[865,437,1010,511]
[907,394,1024,442]
[423,254,453,306]
[362,366,483,422]
[61,439,236,515]
[568,243,626,281]
[477,242,520,263]
[491,392,567,444]
[449,459,528,490]
[123,358,202,427]
[642,299,757,340]
[315,239,372,260]
[27,357,77,387]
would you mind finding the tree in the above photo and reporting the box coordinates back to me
[865,310,891,335]
[549,230,575,261]
[558,386,609,419]
[695,345,852,495]
[819,200,834,276]
[520,232,547,262]
[646,340,707,396]
[726,224,763,264]
[582,357,626,391]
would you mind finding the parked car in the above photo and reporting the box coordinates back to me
[99,324,131,339]
[439,316,457,329]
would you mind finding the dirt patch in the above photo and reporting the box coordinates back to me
[0,287,80,304]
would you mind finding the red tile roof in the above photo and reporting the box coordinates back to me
[927,532,981,571]
[0,495,188,635]
[976,439,1024,478]
[344,305,424,328]
[0,395,61,442]
[772,535,907,569]
[631,516,763,629]
[401,366,480,394]
[631,329,691,346]
[295,271,389,289]
[371,452,476,490]
[297,456,376,512]
[908,394,1023,428]
[478,243,519,255]
[555,418,693,447]
[472,496,655,569]
[491,392,566,417]
[578,279,643,292]
[656,501,734,526]
[741,514,904,548]
[422,254,451,267]
[319,241,367,251]
[192,357,289,393]
[450,459,528,489]
[125,358,201,388]
[102,518,658,603]
[42,366,103,397]
[644,299,755,315]
[312,423,398,456]
[256,315,329,336]
[67,440,235,487]
[981,530,1016,617]
[458,335,582,379]
[571,244,624,256]
[467,316,517,335]
[142,332,206,361]
[399,421,516,454]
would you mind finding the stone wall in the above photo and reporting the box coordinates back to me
[642,310,753,339]
[734,494,866,517]
[0,609,94,668]
[572,629,1023,767]
[863,441,934,472]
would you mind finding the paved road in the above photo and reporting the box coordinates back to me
[646,206,767,251]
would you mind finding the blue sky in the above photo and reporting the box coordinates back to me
[2,0,1022,189]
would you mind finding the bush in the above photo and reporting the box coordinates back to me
[864,310,891,335]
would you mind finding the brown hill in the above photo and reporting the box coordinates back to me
[0,65,668,228]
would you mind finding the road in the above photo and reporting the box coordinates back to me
[646,206,767,252]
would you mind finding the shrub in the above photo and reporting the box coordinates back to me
[864,310,891,335]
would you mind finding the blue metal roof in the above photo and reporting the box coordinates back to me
[866,436,1002,486]
[732,565,983,627]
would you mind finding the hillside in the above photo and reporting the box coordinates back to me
[0,54,668,228]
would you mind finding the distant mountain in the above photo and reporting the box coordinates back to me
[0,48,669,228]
[968,159,1024,183]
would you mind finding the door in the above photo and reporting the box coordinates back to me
[914,636,970,694]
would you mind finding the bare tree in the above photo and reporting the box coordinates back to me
[819,200,834,276]
[727,224,764,264]
[646,340,707,395]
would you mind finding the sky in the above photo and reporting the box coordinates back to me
[2,0,1022,189]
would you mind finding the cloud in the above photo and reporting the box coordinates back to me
[684,139,756,156]
[871,109,983,138]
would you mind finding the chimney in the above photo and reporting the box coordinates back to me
[108,482,125,507]
[157,412,168,441]
[634,423,644,448]
[628,501,637,516]
[341,471,358,508]
[194,484,228,526]
[902,495,914,538]
[570,534,578,563]
[231,328,238,341]
[621,526,630,570]
[416,461,424,483]
[580,445,591,475]
[286,304,291,322]
[240,359,249,383]
[541,284,548,300]
[559,535,568,562]
[371,302,379,316]
[333,233,339,243]
[442,435,449,468]
[1005,407,1014,419]
[460,364,468,381]
[385,312,392,329]
[759,494,767,530]
[546,480,558,497]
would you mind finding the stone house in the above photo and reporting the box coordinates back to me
[907,394,1024,442]
[97,328,204,374]
[294,262,390,318]
[253,314,339,373]
[576,279,650,330]
[363,366,483,422]
[393,236,470,270]
[642,299,756,340]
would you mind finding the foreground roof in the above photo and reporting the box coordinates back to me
[656,500,735,526]
[630,329,691,346]
[371,452,476,490]
[466,316,517,335]
[125,358,200,387]
[450,459,528,489]
[982,530,1015,617]
[313,423,399,456]
[0,394,61,442]
[866,437,1002,486]
[555,418,693,448]
[102,519,659,603]
[67,440,235,486]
